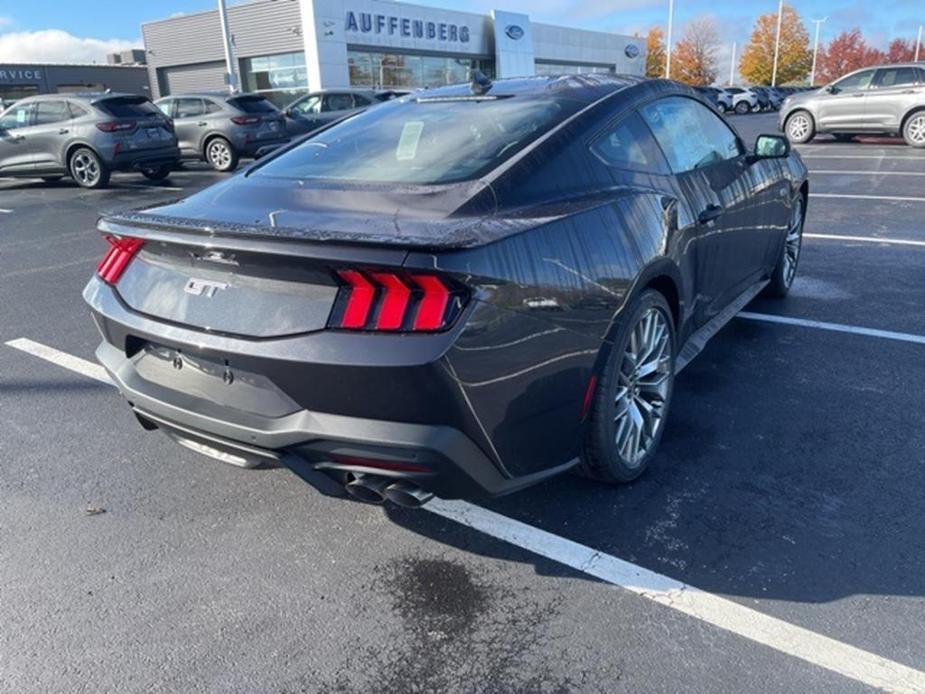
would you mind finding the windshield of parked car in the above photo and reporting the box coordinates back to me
[255,95,582,184]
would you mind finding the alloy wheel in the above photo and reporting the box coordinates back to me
[613,308,672,467]
[72,153,100,186]
[907,115,925,146]
[783,197,803,287]
[788,114,811,142]
[208,140,232,169]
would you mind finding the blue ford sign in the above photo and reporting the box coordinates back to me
[505,25,525,41]
[624,44,640,59]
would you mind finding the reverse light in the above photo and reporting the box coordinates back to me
[97,236,144,284]
[332,269,464,333]
[96,121,135,133]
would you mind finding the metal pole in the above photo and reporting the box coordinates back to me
[729,42,736,86]
[665,0,674,79]
[771,0,784,86]
[218,0,238,93]
[810,18,826,86]
[916,25,923,62]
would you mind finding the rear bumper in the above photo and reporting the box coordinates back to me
[110,146,181,172]
[84,276,574,499]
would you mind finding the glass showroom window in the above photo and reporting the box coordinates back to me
[241,52,308,107]
[534,62,614,76]
[347,50,494,89]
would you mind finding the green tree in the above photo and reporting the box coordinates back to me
[739,3,812,85]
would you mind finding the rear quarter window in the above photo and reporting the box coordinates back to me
[590,112,669,175]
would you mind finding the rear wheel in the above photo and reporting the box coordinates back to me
[580,290,676,484]
[785,111,815,144]
[205,137,239,172]
[764,195,804,297]
[903,111,925,148]
[69,148,110,189]
[140,164,172,181]
[735,101,751,115]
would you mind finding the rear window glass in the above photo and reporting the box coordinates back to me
[255,96,582,185]
[229,96,278,114]
[97,96,160,118]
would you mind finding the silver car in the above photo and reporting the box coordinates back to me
[283,89,407,137]
[154,93,289,172]
[0,93,180,189]
[780,63,925,147]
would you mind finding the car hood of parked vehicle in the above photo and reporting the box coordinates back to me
[100,171,620,250]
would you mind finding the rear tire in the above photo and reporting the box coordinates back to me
[68,148,110,189]
[579,290,676,484]
[140,164,172,181]
[902,111,925,148]
[765,195,804,298]
[205,137,239,172]
[735,101,751,115]
[785,111,815,144]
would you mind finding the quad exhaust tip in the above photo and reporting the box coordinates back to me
[344,474,433,508]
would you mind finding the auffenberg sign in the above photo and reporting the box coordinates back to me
[0,68,43,82]
[344,11,470,43]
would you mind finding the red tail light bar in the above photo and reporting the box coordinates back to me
[96,121,135,133]
[331,269,466,333]
[97,236,144,284]
[231,116,261,126]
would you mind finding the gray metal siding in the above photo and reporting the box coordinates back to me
[157,62,227,96]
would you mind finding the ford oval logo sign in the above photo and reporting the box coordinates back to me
[505,24,525,40]
[625,44,640,59]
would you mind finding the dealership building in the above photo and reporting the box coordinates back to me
[142,0,645,105]
[0,62,149,104]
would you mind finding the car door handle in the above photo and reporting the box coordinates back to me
[197,121,208,126]
[698,204,725,225]
[851,93,865,97]
[58,128,69,135]
[901,89,917,94]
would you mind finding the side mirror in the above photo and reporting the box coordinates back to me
[825,84,839,95]
[285,107,299,119]
[753,134,790,159]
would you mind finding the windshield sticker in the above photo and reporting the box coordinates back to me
[396,121,424,161]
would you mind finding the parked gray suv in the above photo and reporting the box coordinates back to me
[154,93,288,172]
[283,89,408,137]
[0,93,180,188]
[780,63,925,147]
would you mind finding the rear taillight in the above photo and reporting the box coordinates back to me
[96,121,135,133]
[97,236,143,284]
[331,269,465,332]
[231,116,260,126]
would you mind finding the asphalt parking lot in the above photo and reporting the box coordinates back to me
[2,113,925,693]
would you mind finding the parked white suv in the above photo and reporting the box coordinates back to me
[721,87,760,115]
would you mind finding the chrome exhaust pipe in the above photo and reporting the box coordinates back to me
[344,474,390,504]
[383,481,434,509]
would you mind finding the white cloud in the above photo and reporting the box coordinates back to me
[0,29,140,64]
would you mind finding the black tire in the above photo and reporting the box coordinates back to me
[41,175,64,183]
[140,164,172,181]
[579,289,676,484]
[902,110,925,148]
[764,195,805,298]
[204,137,239,172]
[784,111,815,144]
[734,101,751,115]
[68,147,110,189]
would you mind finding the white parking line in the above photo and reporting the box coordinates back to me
[114,184,185,192]
[6,336,925,692]
[805,233,925,248]
[738,312,925,345]
[426,499,925,694]
[811,170,925,177]
[799,154,925,161]
[810,193,925,203]
[0,208,12,213]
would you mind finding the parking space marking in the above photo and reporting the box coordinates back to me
[805,233,925,248]
[112,184,185,192]
[0,208,11,213]
[426,500,925,693]
[810,193,925,203]
[5,338,111,384]
[811,170,925,177]
[801,154,925,160]
[6,336,925,692]
[738,312,925,346]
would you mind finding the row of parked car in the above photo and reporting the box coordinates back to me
[694,85,816,115]
[0,88,404,188]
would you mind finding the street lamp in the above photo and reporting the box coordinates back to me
[771,0,784,86]
[218,0,239,93]
[916,25,923,63]
[729,41,736,86]
[665,0,674,79]
[810,17,827,87]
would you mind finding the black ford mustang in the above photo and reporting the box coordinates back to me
[84,75,808,507]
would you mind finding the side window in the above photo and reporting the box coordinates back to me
[640,96,742,174]
[154,100,174,117]
[874,67,920,89]
[323,93,355,112]
[204,100,223,114]
[175,98,205,119]
[0,104,33,130]
[294,95,321,115]
[68,102,89,119]
[353,93,374,106]
[591,111,669,175]
[832,70,875,93]
[35,101,71,126]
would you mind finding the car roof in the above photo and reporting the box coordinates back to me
[14,92,145,104]
[417,74,646,104]
[156,91,269,101]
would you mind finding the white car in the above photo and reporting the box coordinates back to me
[722,87,760,115]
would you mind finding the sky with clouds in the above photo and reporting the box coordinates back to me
[0,0,921,80]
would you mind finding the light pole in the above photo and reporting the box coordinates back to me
[916,25,923,62]
[218,0,239,93]
[665,0,675,79]
[771,0,784,86]
[729,41,736,86]
[810,17,827,87]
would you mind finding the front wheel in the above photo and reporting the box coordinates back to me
[764,195,804,298]
[205,137,239,172]
[580,290,676,484]
[785,111,815,144]
[735,101,751,115]
[903,111,925,148]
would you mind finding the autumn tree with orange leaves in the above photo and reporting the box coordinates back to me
[816,29,885,83]
[739,3,811,85]
[646,27,667,78]
[670,18,720,85]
